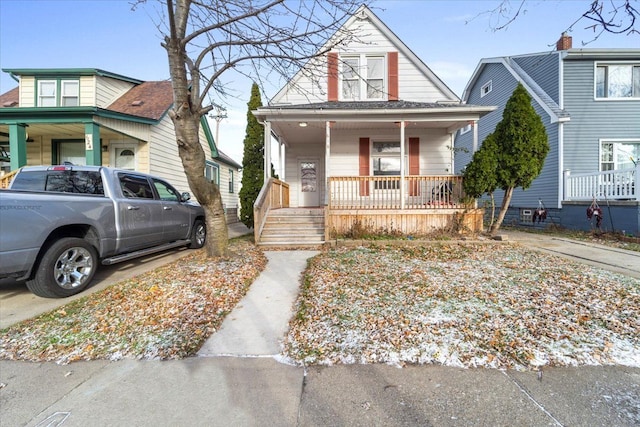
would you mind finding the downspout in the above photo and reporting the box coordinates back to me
[263,120,271,182]
[325,121,331,206]
[558,122,564,209]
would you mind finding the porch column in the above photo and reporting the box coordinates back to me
[84,122,101,166]
[279,139,286,180]
[325,121,331,205]
[263,121,272,182]
[8,123,27,170]
[400,120,405,210]
[472,120,478,153]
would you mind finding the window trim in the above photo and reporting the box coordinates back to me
[594,61,640,100]
[205,160,220,185]
[599,138,640,171]
[228,169,234,193]
[480,80,492,97]
[340,53,387,101]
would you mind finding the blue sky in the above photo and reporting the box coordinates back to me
[1,0,638,163]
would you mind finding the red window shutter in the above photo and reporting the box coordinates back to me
[328,52,339,102]
[388,52,399,101]
[409,137,420,196]
[359,137,370,196]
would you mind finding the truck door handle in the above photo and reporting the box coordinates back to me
[127,206,140,210]
[163,207,173,211]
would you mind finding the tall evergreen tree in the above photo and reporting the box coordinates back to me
[491,83,549,234]
[462,132,499,228]
[239,83,264,228]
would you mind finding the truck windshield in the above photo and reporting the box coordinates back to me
[11,170,104,195]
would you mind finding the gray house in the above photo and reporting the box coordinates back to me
[455,34,640,235]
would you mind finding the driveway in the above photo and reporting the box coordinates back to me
[0,248,193,329]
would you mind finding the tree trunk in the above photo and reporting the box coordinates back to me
[489,192,496,229]
[490,186,514,235]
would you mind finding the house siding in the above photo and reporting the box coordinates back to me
[455,61,560,208]
[18,76,35,107]
[513,53,560,103]
[562,58,640,175]
[96,76,136,108]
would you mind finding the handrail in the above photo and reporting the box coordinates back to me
[0,170,18,189]
[253,178,290,243]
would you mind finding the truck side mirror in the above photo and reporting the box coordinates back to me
[181,192,191,202]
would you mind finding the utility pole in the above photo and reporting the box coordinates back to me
[209,104,228,146]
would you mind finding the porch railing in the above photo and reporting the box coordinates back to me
[564,166,639,201]
[329,175,466,209]
[0,170,18,189]
[253,178,290,242]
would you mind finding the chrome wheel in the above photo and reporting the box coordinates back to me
[53,246,95,290]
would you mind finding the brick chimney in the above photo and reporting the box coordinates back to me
[556,32,572,50]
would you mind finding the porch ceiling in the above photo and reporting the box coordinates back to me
[0,123,128,146]
[269,118,473,144]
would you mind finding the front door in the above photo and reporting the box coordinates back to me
[299,159,319,207]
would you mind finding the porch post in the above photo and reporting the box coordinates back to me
[635,163,640,201]
[472,120,478,153]
[84,122,101,166]
[400,120,406,210]
[279,139,285,181]
[263,121,271,182]
[8,123,27,170]
[325,121,331,205]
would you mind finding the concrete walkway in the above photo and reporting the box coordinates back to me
[197,250,319,357]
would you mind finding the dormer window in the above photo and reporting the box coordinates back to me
[37,79,80,107]
[341,54,385,100]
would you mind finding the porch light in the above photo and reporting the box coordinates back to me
[298,122,308,127]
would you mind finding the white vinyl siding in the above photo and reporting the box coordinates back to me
[95,76,136,108]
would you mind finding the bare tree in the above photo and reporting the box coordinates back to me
[137,0,364,256]
[475,0,639,43]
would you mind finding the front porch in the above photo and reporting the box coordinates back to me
[254,176,483,246]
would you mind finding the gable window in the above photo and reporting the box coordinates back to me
[596,64,640,98]
[341,54,385,100]
[205,161,219,185]
[37,79,80,106]
[601,140,640,171]
[481,80,492,97]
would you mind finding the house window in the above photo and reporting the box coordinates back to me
[38,80,57,107]
[596,64,640,98]
[341,54,385,100]
[373,141,402,189]
[601,140,640,171]
[228,169,234,193]
[37,79,80,106]
[205,161,219,185]
[481,80,492,97]
[61,80,79,106]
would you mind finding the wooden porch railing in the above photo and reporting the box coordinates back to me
[0,170,18,189]
[253,178,290,243]
[329,175,466,209]
[564,166,638,201]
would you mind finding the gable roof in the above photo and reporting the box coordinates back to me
[0,87,18,107]
[270,5,458,105]
[462,53,570,124]
[215,149,242,169]
[107,81,174,121]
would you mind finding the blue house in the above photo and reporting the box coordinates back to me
[455,34,640,235]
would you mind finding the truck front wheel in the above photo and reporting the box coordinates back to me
[188,219,206,249]
[27,238,98,298]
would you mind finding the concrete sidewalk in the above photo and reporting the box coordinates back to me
[2,231,639,426]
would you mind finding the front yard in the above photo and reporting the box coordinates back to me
[1,238,638,370]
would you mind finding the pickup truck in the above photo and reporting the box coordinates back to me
[0,165,206,298]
